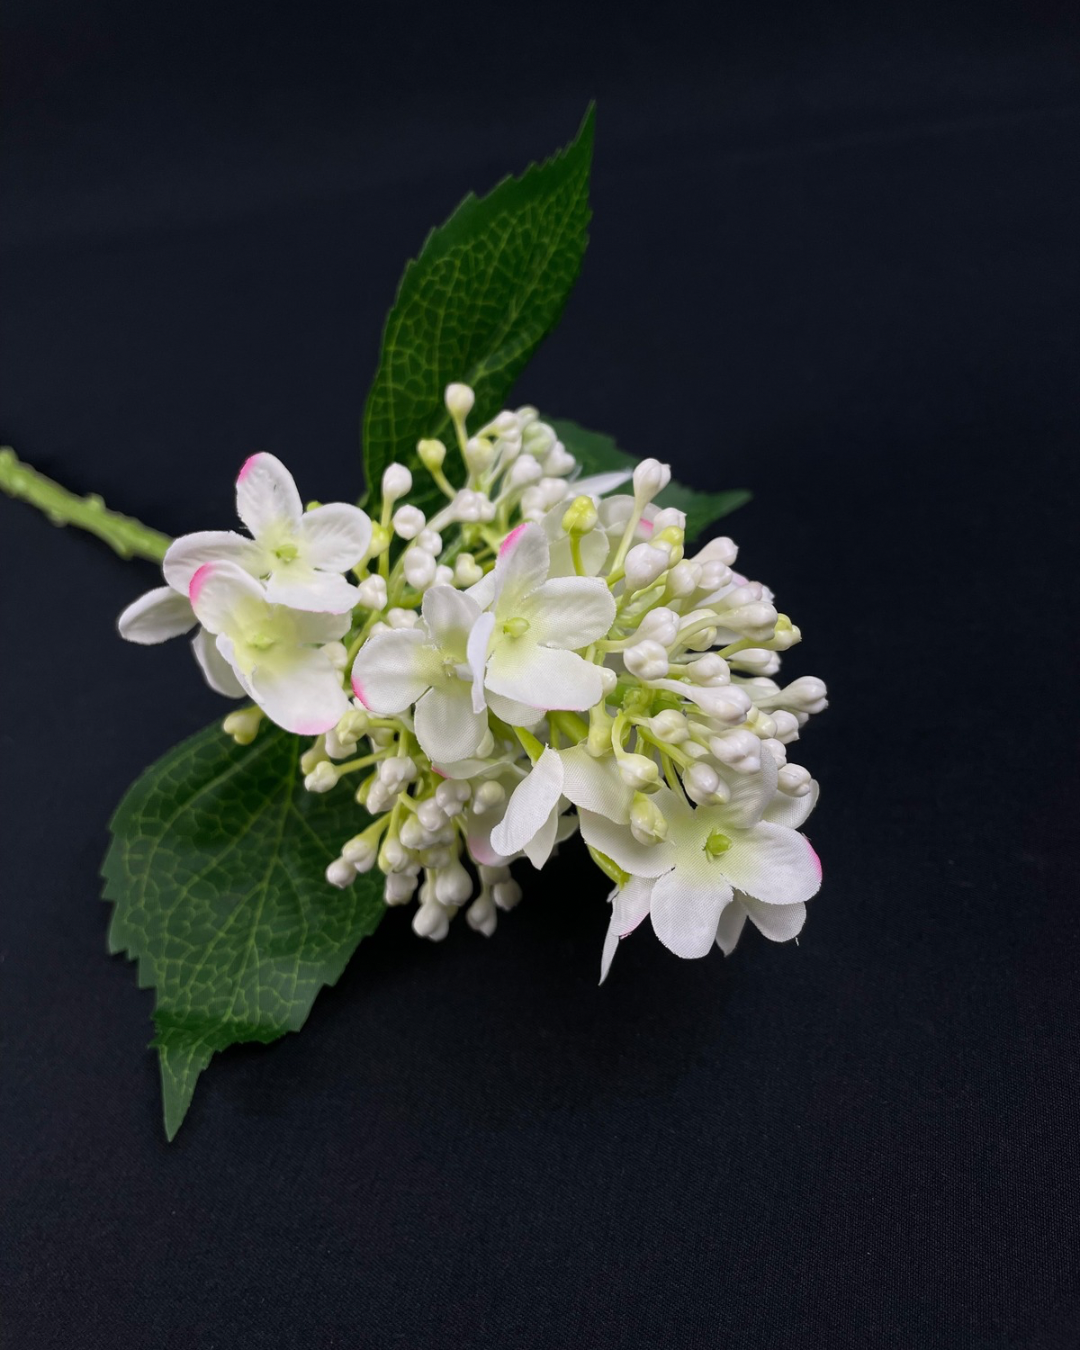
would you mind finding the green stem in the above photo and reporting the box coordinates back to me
[0,447,171,564]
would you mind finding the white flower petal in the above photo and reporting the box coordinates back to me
[264,566,359,614]
[163,530,265,592]
[743,895,807,943]
[247,645,350,735]
[570,470,634,498]
[188,560,267,635]
[714,899,749,956]
[466,611,495,714]
[191,627,245,697]
[296,502,372,571]
[523,806,560,868]
[650,865,733,960]
[578,810,675,878]
[720,822,822,906]
[522,576,615,649]
[721,750,779,829]
[414,683,487,764]
[560,746,633,823]
[289,609,351,645]
[235,452,303,538]
[491,748,564,858]
[492,521,549,612]
[485,644,605,712]
[117,586,196,644]
[486,690,543,727]
[764,779,820,829]
[350,628,438,713]
[422,585,481,654]
[599,872,657,983]
[464,571,496,610]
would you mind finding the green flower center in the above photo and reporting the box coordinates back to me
[502,616,530,638]
[704,829,732,859]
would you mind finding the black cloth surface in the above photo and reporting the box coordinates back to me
[3,3,1079,1346]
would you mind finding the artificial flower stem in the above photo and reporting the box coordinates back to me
[0,447,172,563]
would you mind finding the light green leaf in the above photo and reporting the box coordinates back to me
[104,721,384,1139]
[362,107,595,516]
[550,419,752,541]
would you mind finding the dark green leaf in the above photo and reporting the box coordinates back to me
[362,106,595,516]
[104,721,384,1139]
[550,419,752,540]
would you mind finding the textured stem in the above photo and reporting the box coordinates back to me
[0,447,171,564]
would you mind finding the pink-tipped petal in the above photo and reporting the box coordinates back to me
[235,452,303,538]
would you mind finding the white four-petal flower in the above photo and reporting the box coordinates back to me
[582,755,821,974]
[164,452,372,614]
[466,522,616,727]
[188,560,350,734]
[350,586,490,764]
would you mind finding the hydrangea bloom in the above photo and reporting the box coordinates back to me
[118,384,828,980]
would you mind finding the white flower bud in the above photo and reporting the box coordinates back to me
[598,666,619,696]
[634,607,678,648]
[630,792,669,846]
[624,543,670,590]
[493,879,522,911]
[684,762,720,804]
[543,442,576,476]
[779,764,813,796]
[694,536,738,567]
[381,462,413,502]
[355,574,387,610]
[416,798,447,833]
[617,752,660,790]
[487,410,520,437]
[522,420,556,453]
[444,382,475,418]
[697,560,732,592]
[322,641,348,672]
[770,710,801,744]
[345,831,380,874]
[300,741,329,774]
[386,607,419,629]
[623,640,669,681]
[384,871,419,904]
[651,506,686,532]
[403,548,437,590]
[304,761,339,793]
[413,901,451,942]
[464,437,496,474]
[222,708,262,745]
[417,438,447,472]
[453,553,484,587]
[435,780,471,815]
[648,710,689,743]
[379,756,417,789]
[685,653,730,686]
[392,504,426,540]
[325,857,357,888]
[451,488,488,522]
[435,860,472,907]
[723,602,779,643]
[761,615,801,651]
[709,729,762,773]
[664,561,701,598]
[507,454,542,488]
[364,781,393,815]
[472,781,506,815]
[692,685,753,724]
[762,738,788,766]
[399,814,429,851]
[632,458,672,505]
[379,835,410,873]
[434,565,454,587]
[466,894,498,936]
[730,647,780,677]
[516,405,539,427]
[416,528,443,555]
[324,726,355,760]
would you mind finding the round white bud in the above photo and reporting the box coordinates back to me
[435,860,472,907]
[355,574,388,610]
[709,729,762,773]
[543,442,576,476]
[304,761,339,794]
[384,871,419,905]
[778,764,813,796]
[222,708,262,746]
[466,894,498,936]
[665,560,701,598]
[473,781,506,815]
[770,710,801,744]
[648,710,689,744]
[392,504,426,540]
[416,528,443,555]
[694,536,738,566]
[493,879,522,911]
[413,901,451,942]
[632,458,672,504]
[685,653,730,686]
[598,666,619,696]
[381,462,413,501]
[444,383,475,418]
[453,553,484,587]
[693,685,753,725]
[630,792,669,846]
[684,762,720,804]
[403,548,437,590]
[635,607,679,649]
[386,607,419,629]
[617,752,660,791]
[507,454,542,488]
[624,542,670,590]
[325,857,357,888]
[623,639,670,681]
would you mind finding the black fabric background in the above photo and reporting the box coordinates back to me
[3,3,1079,1346]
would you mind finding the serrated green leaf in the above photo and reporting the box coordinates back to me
[362,106,595,516]
[103,721,384,1139]
[550,419,752,541]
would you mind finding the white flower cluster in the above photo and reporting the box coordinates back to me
[118,382,826,979]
